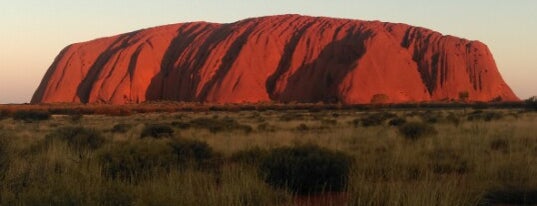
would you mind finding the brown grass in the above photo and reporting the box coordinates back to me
[0,105,535,205]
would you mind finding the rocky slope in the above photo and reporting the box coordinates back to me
[32,15,518,104]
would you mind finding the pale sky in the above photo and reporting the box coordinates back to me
[0,0,535,103]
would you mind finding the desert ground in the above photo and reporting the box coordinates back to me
[0,103,536,205]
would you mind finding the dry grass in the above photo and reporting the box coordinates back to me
[0,107,536,205]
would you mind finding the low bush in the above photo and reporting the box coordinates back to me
[320,119,338,126]
[168,138,221,173]
[279,113,304,121]
[490,138,509,152]
[427,149,469,175]
[467,110,503,122]
[188,117,252,133]
[230,147,268,166]
[446,113,461,127]
[479,188,537,206]
[419,111,441,124]
[111,123,132,133]
[171,121,191,129]
[45,126,106,152]
[69,113,83,123]
[257,123,276,132]
[0,134,12,180]
[525,96,537,111]
[398,122,437,140]
[140,124,174,138]
[260,145,352,195]
[360,112,397,127]
[295,124,309,132]
[388,117,407,126]
[13,110,51,122]
[0,110,8,120]
[100,138,221,181]
[100,141,175,181]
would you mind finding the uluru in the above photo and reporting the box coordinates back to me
[31,14,518,104]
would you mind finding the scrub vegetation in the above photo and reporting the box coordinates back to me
[0,104,536,205]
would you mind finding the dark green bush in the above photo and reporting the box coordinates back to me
[69,113,83,123]
[100,141,175,181]
[188,117,252,133]
[260,145,352,195]
[360,112,397,127]
[398,122,437,140]
[490,138,509,152]
[140,124,174,138]
[279,113,304,121]
[231,147,268,166]
[479,188,537,206]
[467,110,503,122]
[320,119,338,126]
[295,124,309,132]
[111,123,132,133]
[100,138,220,181]
[168,138,221,172]
[99,183,134,206]
[13,110,51,122]
[0,134,12,181]
[171,121,191,129]
[419,111,441,124]
[0,110,8,120]
[446,113,461,127]
[525,96,537,111]
[388,117,407,126]
[46,126,106,151]
[427,149,468,175]
[257,123,276,132]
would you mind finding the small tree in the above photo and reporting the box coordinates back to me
[260,145,352,195]
[525,96,537,111]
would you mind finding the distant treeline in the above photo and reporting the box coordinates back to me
[0,99,535,116]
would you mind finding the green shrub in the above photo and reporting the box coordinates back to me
[69,113,83,123]
[260,145,352,195]
[140,124,174,138]
[99,141,175,181]
[257,123,276,132]
[427,149,468,175]
[490,138,509,152]
[320,119,338,126]
[171,121,191,129]
[111,123,132,133]
[0,134,12,181]
[189,117,252,133]
[446,113,461,127]
[231,147,268,166]
[388,117,407,126]
[100,138,220,181]
[13,110,51,122]
[46,126,106,152]
[0,110,8,120]
[480,188,537,206]
[467,110,503,122]
[168,138,221,172]
[360,112,397,127]
[525,96,537,111]
[398,122,437,140]
[295,124,309,132]
[419,111,441,123]
[99,183,134,206]
[279,113,304,121]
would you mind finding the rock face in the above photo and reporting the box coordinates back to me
[32,15,518,104]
